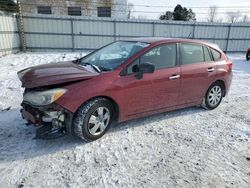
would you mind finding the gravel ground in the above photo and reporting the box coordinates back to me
[0,52,249,188]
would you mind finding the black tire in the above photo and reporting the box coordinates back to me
[72,98,114,141]
[246,52,250,61]
[202,83,224,110]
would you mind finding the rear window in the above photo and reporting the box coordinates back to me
[210,48,221,61]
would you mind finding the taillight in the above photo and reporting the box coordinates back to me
[227,59,233,71]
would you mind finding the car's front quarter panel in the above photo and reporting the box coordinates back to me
[54,70,127,120]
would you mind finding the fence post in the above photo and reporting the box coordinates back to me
[17,0,26,52]
[113,20,116,41]
[225,24,231,53]
[70,18,74,51]
[152,22,155,37]
[192,23,195,39]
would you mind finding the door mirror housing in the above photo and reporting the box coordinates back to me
[135,62,155,79]
[140,62,155,74]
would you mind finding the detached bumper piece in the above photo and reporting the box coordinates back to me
[21,103,73,139]
[35,124,66,139]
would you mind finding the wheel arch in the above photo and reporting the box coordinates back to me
[75,95,120,123]
[209,80,226,97]
[247,50,250,61]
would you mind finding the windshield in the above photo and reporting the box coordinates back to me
[80,41,150,71]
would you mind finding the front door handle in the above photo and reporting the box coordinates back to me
[207,67,215,72]
[169,74,180,80]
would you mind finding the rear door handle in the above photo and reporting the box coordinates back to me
[207,67,215,72]
[169,74,180,80]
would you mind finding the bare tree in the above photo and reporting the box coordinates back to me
[127,3,134,19]
[242,15,248,22]
[208,6,218,22]
[137,15,147,19]
[227,11,241,23]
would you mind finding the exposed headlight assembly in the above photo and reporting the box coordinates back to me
[23,88,67,106]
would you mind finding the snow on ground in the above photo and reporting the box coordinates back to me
[0,52,249,188]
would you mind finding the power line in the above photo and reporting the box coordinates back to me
[0,0,249,10]
[14,2,250,13]
[1,1,250,16]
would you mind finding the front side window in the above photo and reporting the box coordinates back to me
[68,7,81,16]
[140,44,177,70]
[80,41,149,71]
[126,59,139,75]
[37,6,51,14]
[97,7,111,17]
[180,43,204,65]
[210,48,221,61]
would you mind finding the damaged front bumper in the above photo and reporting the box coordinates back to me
[21,102,74,138]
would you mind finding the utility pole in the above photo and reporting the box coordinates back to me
[17,0,26,52]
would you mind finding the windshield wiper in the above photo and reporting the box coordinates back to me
[98,66,113,72]
[82,62,101,73]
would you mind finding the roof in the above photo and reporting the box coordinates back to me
[121,37,218,49]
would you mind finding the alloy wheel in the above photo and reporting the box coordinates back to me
[87,107,110,136]
[207,85,222,107]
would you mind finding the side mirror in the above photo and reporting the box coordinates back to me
[140,62,155,74]
[135,62,155,79]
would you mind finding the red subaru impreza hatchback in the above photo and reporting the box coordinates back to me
[18,38,232,141]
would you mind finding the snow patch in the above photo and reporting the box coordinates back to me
[0,52,249,187]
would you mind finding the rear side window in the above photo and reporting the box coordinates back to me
[180,43,204,65]
[210,48,221,61]
[203,47,212,61]
[141,44,177,70]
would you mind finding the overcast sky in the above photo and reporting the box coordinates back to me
[128,0,250,22]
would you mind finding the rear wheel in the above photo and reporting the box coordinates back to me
[202,83,224,110]
[247,52,250,61]
[72,98,114,141]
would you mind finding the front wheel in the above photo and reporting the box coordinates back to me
[246,52,250,61]
[202,83,224,110]
[72,98,114,141]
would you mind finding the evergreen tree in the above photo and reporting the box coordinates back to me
[0,0,17,13]
[160,4,196,21]
[160,11,173,20]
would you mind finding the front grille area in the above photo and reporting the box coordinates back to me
[21,102,44,125]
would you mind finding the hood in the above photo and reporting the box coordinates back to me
[18,61,100,88]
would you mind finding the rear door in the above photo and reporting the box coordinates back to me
[178,43,216,104]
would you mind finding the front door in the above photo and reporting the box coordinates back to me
[118,43,181,118]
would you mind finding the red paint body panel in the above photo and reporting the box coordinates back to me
[18,62,99,88]
[179,61,217,104]
[19,38,233,123]
[115,67,181,118]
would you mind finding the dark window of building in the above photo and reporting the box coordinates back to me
[97,7,111,17]
[68,7,81,16]
[37,6,51,14]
